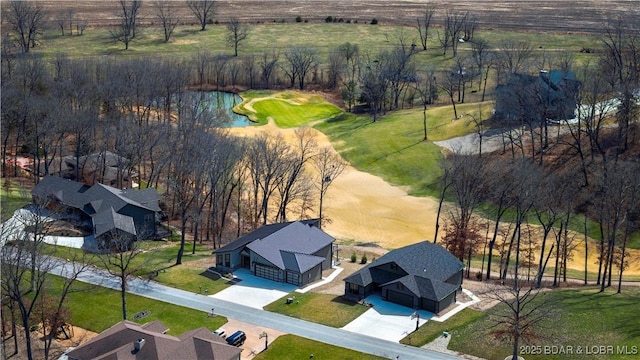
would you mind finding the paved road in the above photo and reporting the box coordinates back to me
[49,261,461,360]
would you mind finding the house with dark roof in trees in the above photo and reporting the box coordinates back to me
[494,69,580,123]
[65,320,241,360]
[31,175,161,247]
[213,219,334,286]
[343,241,463,313]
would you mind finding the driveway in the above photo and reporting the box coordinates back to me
[210,268,297,309]
[341,294,433,342]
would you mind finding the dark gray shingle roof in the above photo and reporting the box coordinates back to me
[246,221,334,271]
[344,241,462,294]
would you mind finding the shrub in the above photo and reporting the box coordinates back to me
[370,18,378,25]
[295,16,303,23]
[325,16,333,23]
[360,255,368,264]
[350,253,357,263]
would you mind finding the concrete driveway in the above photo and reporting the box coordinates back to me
[341,294,433,342]
[210,268,297,309]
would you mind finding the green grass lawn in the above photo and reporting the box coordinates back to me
[400,308,486,346]
[235,90,343,127]
[253,334,388,360]
[315,104,475,197]
[0,178,30,220]
[45,274,227,335]
[263,292,369,328]
[448,287,640,360]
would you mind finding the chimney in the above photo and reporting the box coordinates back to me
[134,338,145,352]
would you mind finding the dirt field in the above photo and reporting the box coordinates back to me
[38,1,640,33]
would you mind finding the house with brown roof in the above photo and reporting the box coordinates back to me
[213,220,334,286]
[65,320,241,360]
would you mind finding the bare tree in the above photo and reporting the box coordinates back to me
[276,128,317,222]
[260,51,279,89]
[1,204,54,360]
[489,284,555,360]
[188,0,216,31]
[415,8,435,51]
[360,55,387,121]
[97,232,150,320]
[497,39,534,78]
[313,146,347,229]
[282,46,318,90]
[337,42,360,111]
[110,0,142,50]
[414,66,438,141]
[599,16,640,152]
[440,10,466,57]
[4,1,46,53]
[154,1,179,42]
[226,18,249,57]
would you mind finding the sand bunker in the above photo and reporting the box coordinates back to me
[228,121,439,250]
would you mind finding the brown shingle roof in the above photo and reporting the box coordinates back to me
[66,320,240,360]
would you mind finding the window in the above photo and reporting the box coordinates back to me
[224,254,230,267]
[396,282,404,290]
[349,283,359,294]
[216,255,222,265]
[144,214,154,223]
[390,263,398,270]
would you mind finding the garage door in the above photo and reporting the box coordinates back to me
[387,290,414,308]
[254,264,280,282]
[286,271,300,286]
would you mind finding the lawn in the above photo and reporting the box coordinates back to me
[45,274,227,335]
[400,308,486,346]
[448,287,640,360]
[263,292,369,328]
[0,178,30,220]
[315,113,441,197]
[253,334,388,360]
[235,90,343,127]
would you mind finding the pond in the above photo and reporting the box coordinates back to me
[199,91,253,128]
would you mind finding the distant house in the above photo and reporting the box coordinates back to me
[51,151,134,188]
[495,70,580,122]
[65,320,241,360]
[31,176,161,245]
[343,242,463,313]
[214,220,334,286]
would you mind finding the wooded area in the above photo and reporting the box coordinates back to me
[1,1,639,359]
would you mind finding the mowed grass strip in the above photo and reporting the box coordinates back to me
[263,292,368,328]
[315,102,497,197]
[253,334,388,360]
[400,308,486,346]
[448,287,640,360]
[46,274,227,335]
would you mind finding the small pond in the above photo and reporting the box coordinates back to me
[193,91,253,128]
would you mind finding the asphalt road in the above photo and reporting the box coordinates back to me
[49,261,462,360]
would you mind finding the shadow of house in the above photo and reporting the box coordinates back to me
[213,220,334,287]
[495,70,580,123]
[31,176,161,249]
[65,320,241,360]
[343,241,463,313]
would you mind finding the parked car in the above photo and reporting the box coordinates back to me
[225,330,246,347]
[213,328,226,338]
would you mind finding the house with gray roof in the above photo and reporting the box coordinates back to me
[214,220,334,286]
[343,241,463,313]
[65,320,241,360]
[31,176,161,247]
